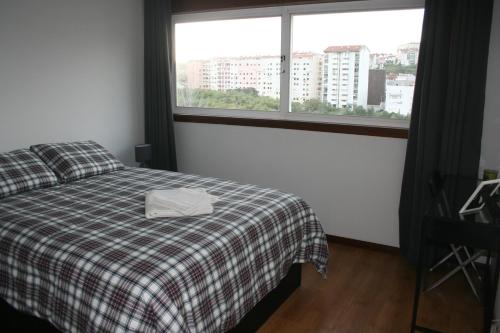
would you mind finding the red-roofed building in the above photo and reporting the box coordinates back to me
[324,45,364,53]
[322,45,370,108]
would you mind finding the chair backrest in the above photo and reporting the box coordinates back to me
[479,187,500,225]
[428,171,452,218]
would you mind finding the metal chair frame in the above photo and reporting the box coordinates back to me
[411,177,500,333]
[424,174,482,299]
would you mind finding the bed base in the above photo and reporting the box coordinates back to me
[230,263,301,332]
[1,264,301,333]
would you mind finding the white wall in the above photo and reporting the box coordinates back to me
[481,0,500,328]
[175,123,407,247]
[0,0,144,165]
[482,0,500,175]
[175,1,500,250]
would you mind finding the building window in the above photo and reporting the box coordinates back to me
[173,0,424,127]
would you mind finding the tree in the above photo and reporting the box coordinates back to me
[177,88,279,111]
[177,88,410,120]
[383,63,417,75]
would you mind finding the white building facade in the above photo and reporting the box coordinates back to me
[321,45,370,108]
[291,53,323,103]
[184,56,281,98]
[369,53,398,69]
[385,73,416,115]
[397,43,420,66]
[181,43,418,114]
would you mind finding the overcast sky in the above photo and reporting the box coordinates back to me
[175,9,424,63]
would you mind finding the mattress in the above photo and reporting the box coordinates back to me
[0,168,328,332]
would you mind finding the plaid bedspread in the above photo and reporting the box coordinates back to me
[0,168,328,333]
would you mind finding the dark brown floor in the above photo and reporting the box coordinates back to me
[259,242,483,333]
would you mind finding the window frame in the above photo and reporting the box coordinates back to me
[171,0,425,130]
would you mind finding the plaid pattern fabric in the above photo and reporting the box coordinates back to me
[0,168,328,333]
[0,149,58,199]
[30,141,124,183]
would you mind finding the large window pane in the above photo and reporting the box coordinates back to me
[175,17,281,111]
[291,9,424,120]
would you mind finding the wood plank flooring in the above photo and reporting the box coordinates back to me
[259,242,483,333]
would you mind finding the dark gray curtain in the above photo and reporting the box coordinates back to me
[144,0,177,171]
[399,0,493,262]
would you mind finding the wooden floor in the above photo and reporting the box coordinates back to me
[259,242,483,333]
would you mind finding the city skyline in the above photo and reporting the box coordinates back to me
[175,44,418,65]
[177,41,419,115]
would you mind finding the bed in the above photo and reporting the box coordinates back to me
[0,166,328,332]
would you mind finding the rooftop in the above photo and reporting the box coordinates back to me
[323,45,366,53]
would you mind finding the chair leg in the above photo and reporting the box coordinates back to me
[428,245,480,277]
[483,255,492,333]
[451,245,480,300]
[411,267,422,332]
[463,247,482,280]
[429,246,455,272]
[425,250,483,300]
[412,239,427,332]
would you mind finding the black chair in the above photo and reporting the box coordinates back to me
[424,172,481,300]
[411,177,500,333]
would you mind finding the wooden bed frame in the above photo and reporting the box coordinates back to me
[1,264,301,333]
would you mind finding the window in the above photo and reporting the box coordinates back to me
[173,0,424,128]
[175,17,281,111]
[290,9,424,120]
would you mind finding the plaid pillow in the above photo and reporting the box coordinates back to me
[30,141,124,183]
[0,149,59,199]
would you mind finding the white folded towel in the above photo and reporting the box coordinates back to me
[145,188,219,219]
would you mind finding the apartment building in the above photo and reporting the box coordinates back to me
[184,47,371,109]
[369,53,398,69]
[385,73,416,114]
[397,42,420,66]
[367,69,386,107]
[184,56,281,98]
[322,45,370,108]
[291,53,323,103]
[182,43,417,112]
